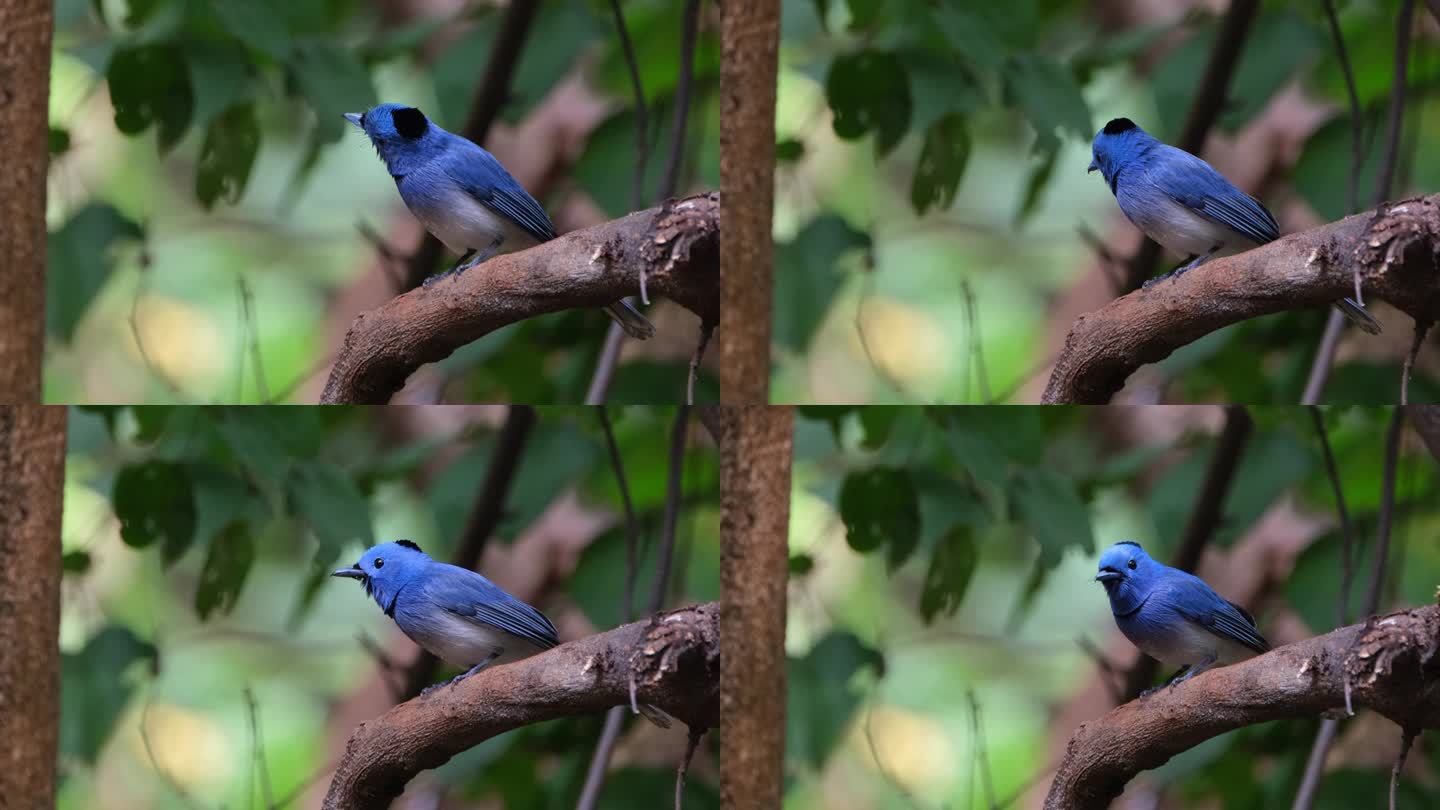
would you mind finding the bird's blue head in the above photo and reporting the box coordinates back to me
[1095,541,1161,614]
[1088,118,1157,188]
[332,539,431,616]
[345,103,444,176]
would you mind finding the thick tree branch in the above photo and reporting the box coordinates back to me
[1043,194,1440,404]
[322,602,719,810]
[1045,604,1440,810]
[321,193,719,403]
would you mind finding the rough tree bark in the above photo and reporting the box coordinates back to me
[1045,604,1440,809]
[320,193,719,403]
[0,406,66,806]
[322,602,719,809]
[0,0,54,402]
[1044,194,1440,403]
[719,0,780,404]
[719,406,792,809]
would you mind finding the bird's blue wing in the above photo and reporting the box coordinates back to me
[424,565,560,650]
[438,137,558,242]
[1145,146,1279,245]
[1170,571,1270,655]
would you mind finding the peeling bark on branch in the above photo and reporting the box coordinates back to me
[320,192,720,404]
[1043,195,1440,404]
[1045,604,1440,810]
[321,602,719,809]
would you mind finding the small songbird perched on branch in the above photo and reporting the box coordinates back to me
[1094,541,1270,692]
[346,103,654,339]
[333,539,670,726]
[1088,117,1381,335]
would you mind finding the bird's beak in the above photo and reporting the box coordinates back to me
[332,564,366,580]
[1087,159,1098,174]
[1094,569,1121,583]
[343,112,363,128]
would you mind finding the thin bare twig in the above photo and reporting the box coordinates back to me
[1302,0,1381,404]
[1124,0,1261,290]
[1076,637,1127,705]
[1402,319,1431,404]
[1365,407,1405,616]
[1307,407,1357,627]
[675,726,705,810]
[402,0,541,291]
[660,0,701,201]
[244,687,276,809]
[598,407,640,623]
[1390,728,1417,810]
[1123,405,1251,698]
[403,406,537,698]
[1374,0,1417,209]
[649,406,691,613]
[968,690,998,810]
[688,323,714,405]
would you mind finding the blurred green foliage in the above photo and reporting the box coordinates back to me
[46,0,720,403]
[785,405,1439,808]
[59,405,718,808]
[772,0,1440,403]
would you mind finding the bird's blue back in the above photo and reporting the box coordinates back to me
[407,561,559,650]
[1091,118,1278,246]
[1097,542,1267,655]
[351,103,558,243]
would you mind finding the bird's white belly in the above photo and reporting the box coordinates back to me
[413,191,538,256]
[1130,195,1253,258]
[403,610,546,670]
[1133,620,1257,669]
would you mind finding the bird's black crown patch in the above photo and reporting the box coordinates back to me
[392,107,428,139]
[1115,540,1142,549]
[1103,118,1137,135]
[395,539,423,552]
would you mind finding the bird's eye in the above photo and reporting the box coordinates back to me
[1127,559,1136,570]
[373,558,385,569]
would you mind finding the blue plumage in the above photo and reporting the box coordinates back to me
[334,540,556,677]
[1095,541,1269,689]
[346,103,654,339]
[1089,117,1380,335]
[333,540,671,726]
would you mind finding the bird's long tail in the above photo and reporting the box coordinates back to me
[604,299,656,340]
[1335,297,1383,335]
[637,702,673,728]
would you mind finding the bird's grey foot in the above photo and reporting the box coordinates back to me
[449,238,503,278]
[1163,664,1193,686]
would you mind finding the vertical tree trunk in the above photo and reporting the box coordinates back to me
[719,405,792,808]
[0,0,55,402]
[0,406,67,806]
[719,0,780,403]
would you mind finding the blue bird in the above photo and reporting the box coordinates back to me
[346,103,655,340]
[1089,117,1381,335]
[1094,541,1270,690]
[333,539,671,726]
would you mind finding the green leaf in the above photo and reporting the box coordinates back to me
[211,0,290,59]
[195,104,260,208]
[776,138,805,163]
[1002,54,1091,153]
[911,113,970,214]
[61,626,157,763]
[790,553,815,575]
[288,462,373,564]
[107,44,194,152]
[773,215,871,351]
[195,521,255,620]
[183,40,254,127]
[46,204,143,343]
[919,525,977,622]
[215,407,324,483]
[1010,467,1093,567]
[933,7,1006,71]
[49,126,70,155]
[786,632,884,768]
[62,550,92,574]
[189,462,258,553]
[838,466,920,569]
[112,461,196,562]
[290,41,377,143]
[826,49,912,156]
[1014,140,1060,225]
[857,407,902,449]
